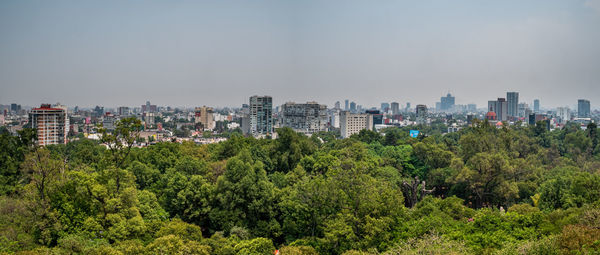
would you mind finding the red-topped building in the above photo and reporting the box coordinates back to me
[29,104,69,146]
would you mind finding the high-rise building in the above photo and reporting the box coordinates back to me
[440,93,455,112]
[340,111,373,138]
[578,99,591,118]
[195,106,215,130]
[416,104,427,124]
[496,98,508,121]
[416,104,427,117]
[518,103,528,118]
[534,99,540,113]
[29,104,69,146]
[344,100,349,111]
[380,103,390,113]
[334,101,341,110]
[391,102,400,115]
[507,92,519,117]
[488,100,497,113]
[249,95,273,137]
[350,102,357,113]
[365,109,383,129]
[406,102,411,112]
[556,107,571,124]
[280,102,328,135]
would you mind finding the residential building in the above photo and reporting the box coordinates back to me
[29,104,69,146]
[249,95,273,137]
[194,106,215,130]
[340,111,373,138]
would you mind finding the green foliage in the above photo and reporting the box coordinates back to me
[2,122,600,254]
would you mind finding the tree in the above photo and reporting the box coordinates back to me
[99,117,143,168]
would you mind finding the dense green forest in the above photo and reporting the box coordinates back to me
[1,118,600,254]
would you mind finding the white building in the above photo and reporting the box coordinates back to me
[340,111,373,138]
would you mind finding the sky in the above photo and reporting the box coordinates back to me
[1,0,600,110]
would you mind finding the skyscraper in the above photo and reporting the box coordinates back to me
[334,101,341,109]
[249,95,273,136]
[344,100,349,111]
[496,98,508,121]
[533,99,540,113]
[29,104,69,146]
[391,102,400,115]
[380,102,390,113]
[440,93,455,112]
[578,99,591,118]
[507,92,519,117]
[350,102,357,113]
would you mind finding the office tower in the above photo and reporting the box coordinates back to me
[249,95,273,136]
[344,100,349,111]
[518,103,528,118]
[534,99,540,113]
[340,111,373,138]
[10,103,21,114]
[334,101,341,109]
[365,109,383,129]
[195,106,215,130]
[488,100,497,113]
[280,102,328,135]
[29,104,69,146]
[350,102,357,113]
[406,102,411,112]
[440,93,455,112]
[507,92,519,117]
[496,98,508,121]
[578,99,591,118]
[391,102,400,115]
[380,103,390,113]
[435,102,441,112]
[557,107,571,124]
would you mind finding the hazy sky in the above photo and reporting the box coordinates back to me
[1,0,600,109]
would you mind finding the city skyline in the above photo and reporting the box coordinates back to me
[2,0,600,108]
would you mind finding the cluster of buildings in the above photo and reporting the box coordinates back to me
[1,92,596,146]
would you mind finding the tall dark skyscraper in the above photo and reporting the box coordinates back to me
[578,99,591,118]
[507,92,519,117]
[440,93,455,112]
[533,99,540,113]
